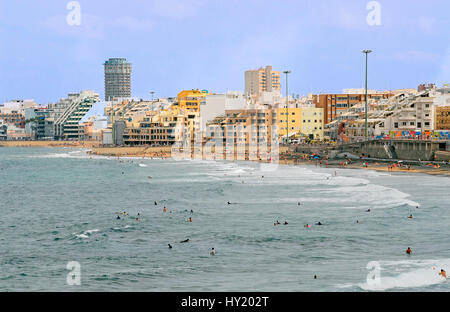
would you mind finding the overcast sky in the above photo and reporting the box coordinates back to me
[0,0,449,104]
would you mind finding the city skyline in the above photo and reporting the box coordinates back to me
[0,0,449,103]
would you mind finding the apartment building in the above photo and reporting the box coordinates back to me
[245,66,281,97]
[314,92,393,124]
[275,107,324,141]
[104,58,132,101]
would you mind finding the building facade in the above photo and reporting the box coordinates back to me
[276,107,324,141]
[314,92,393,124]
[52,90,100,140]
[104,58,132,101]
[245,66,281,97]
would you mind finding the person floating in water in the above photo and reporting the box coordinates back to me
[297,202,301,206]
[116,215,121,220]
[168,244,172,249]
[210,248,216,256]
[304,224,311,228]
[440,269,447,279]
[180,239,189,243]
[163,207,167,212]
[189,217,193,222]
[366,209,371,212]
[408,214,414,219]
[406,247,412,255]
[190,209,193,214]
[356,220,360,224]
[283,221,288,225]
[136,218,140,222]
[154,201,158,205]
[314,275,317,279]
[316,222,322,225]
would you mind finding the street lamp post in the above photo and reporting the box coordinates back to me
[362,50,372,141]
[150,91,155,101]
[283,70,291,145]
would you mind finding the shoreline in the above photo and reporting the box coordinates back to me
[2,141,449,176]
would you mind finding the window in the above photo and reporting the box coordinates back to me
[410,122,415,126]
[402,122,407,126]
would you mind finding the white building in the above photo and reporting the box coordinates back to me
[201,91,247,130]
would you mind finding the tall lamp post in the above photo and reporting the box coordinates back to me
[283,70,291,145]
[362,50,372,141]
[150,91,155,101]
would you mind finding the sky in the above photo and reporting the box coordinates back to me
[0,0,449,104]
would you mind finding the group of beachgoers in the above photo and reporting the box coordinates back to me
[115,200,215,256]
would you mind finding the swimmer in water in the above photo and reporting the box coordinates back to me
[190,209,193,214]
[116,215,121,220]
[136,218,139,221]
[408,214,413,219]
[168,244,172,249]
[180,239,189,243]
[210,248,216,256]
[154,201,157,205]
[283,221,288,225]
[304,224,311,228]
[440,269,447,278]
[356,220,359,223]
[189,217,192,222]
[314,275,317,279]
[227,201,231,205]
[316,222,322,225]
[406,247,412,255]
[366,209,371,212]
[163,207,167,212]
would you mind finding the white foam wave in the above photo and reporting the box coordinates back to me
[359,258,449,291]
[75,229,100,239]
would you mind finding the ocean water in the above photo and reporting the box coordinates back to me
[0,147,449,292]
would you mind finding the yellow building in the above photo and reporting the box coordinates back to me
[175,89,208,113]
[300,107,324,140]
[276,107,302,139]
[276,107,324,141]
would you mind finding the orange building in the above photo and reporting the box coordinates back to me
[313,92,393,124]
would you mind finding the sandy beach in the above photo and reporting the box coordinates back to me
[89,146,172,158]
[280,157,450,176]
